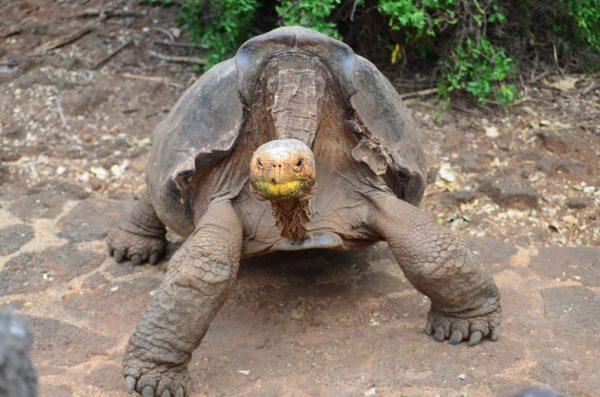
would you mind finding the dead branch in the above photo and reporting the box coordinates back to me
[92,39,132,69]
[148,50,205,65]
[530,70,550,84]
[399,87,438,99]
[2,27,22,38]
[55,96,69,130]
[75,8,144,19]
[122,72,182,88]
[33,22,97,54]
[153,40,207,49]
[581,81,599,95]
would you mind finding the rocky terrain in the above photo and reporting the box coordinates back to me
[0,1,598,396]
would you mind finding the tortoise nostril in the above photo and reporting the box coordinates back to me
[271,178,276,183]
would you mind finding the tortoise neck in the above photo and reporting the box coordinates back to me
[265,51,328,147]
[270,198,309,241]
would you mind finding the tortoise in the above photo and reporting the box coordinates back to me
[107,26,501,397]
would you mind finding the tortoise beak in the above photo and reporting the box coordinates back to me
[250,139,316,201]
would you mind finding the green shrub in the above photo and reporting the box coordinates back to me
[179,0,260,69]
[141,0,599,105]
[439,38,519,105]
[276,0,342,38]
[568,0,600,53]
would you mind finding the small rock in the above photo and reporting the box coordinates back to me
[562,215,577,225]
[447,190,477,204]
[290,308,304,320]
[364,386,376,396]
[438,163,457,183]
[458,373,467,380]
[237,369,250,376]
[89,177,103,191]
[479,174,540,209]
[1,124,25,139]
[485,126,500,138]
[566,197,589,209]
[368,319,380,327]
[90,166,108,180]
[62,85,110,116]
[110,164,124,178]
[548,222,561,233]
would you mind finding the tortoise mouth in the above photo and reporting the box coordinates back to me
[249,139,316,201]
[250,178,311,200]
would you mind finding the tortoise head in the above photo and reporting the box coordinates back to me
[250,139,316,201]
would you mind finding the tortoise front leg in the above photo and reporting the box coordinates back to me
[123,202,243,397]
[368,194,501,346]
[107,190,167,265]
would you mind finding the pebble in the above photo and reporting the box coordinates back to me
[485,126,500,138]
[438,163,457,183]
[364,386,376,396]
[290,308,304,320]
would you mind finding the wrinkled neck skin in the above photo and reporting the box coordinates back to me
[262,50,329,240]
[271,199,310,241]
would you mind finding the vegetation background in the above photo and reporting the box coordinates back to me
[143,0,599,105]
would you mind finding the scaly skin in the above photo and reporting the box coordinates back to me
[369,194,501,346]
[107,191,167,265]
[123,202,243,397]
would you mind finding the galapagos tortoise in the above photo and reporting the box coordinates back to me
[107,27,501,397]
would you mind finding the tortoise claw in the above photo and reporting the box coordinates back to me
[449,330,463,345]
[131,254,142,266]
[142,385,154,397]
[467,331,483,346]
[125,376,136,394]
[114,249,126,263]
[149,252,160,265]
[433,327,445,342]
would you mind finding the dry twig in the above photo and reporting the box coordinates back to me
[92,39,132,69]
[55,96,69,130]
[399,87,438,99]
[33,22,98,54]
[153,40,207,49]
[122,72,182,88]
[148,50,205,65]
[75,8,144,19]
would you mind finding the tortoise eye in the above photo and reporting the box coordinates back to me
[257,159,263,168]
[295,159,303,168]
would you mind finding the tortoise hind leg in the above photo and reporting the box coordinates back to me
[123,201,243,397]
[367,193,501,346]
[107,191,167,265]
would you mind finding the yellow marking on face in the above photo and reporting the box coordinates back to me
[264,180,302,196]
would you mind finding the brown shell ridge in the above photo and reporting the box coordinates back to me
[235,26,357,104]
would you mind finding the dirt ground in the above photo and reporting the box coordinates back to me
[0,1,598,397]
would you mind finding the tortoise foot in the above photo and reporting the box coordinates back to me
[106,226,166,265]
[123,355,190,397]
[425,306,501,346]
